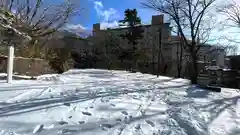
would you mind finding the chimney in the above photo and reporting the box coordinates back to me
[92,23,100,35]
[151,14,164,25]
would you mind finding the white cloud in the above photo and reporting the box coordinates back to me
[100,21,119,29]
[64,24,91,37]
[93,1,120,29]
[65,24,86,31]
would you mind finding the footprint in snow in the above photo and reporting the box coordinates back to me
[58,121,68,125]
[82,111,92,116]
[109,97,115,100]
[140,110,146,116]
[101,127,107,131]
[60,129,78,134]
[124,117,129,124]
[121,111,128,115]
[116,118,122,122]
[63,103,70,107]
[145,120,155,127]
[48,88,52,92]
[135,124,141,130]
[100,117,106,120]
[110,104,116,107]
[118,126,125,134]
[78,121,85,124]
[92,99,97,103]
[101,123,114,128]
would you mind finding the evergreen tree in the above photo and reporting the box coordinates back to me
[119,9,144,71]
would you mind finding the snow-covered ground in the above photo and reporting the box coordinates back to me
[0,69,239,135]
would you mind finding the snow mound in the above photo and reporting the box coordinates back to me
[37,74,60,81]
[0,73,36,80]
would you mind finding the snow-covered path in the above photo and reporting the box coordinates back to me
[0,69,239,135]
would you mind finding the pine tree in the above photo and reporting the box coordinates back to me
[119,9,144,71]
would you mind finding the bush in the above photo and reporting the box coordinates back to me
[45,48,73,74]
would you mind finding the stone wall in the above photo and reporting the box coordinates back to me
[0,55,56,76]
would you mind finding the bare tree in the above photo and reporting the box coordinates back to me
[96,29,122,69]
[219,0,240,27]
[142,26,167,76]
[141,28,157,73]
[176,33,184,77]
[225,45,238,55]
[213,44,238,56]
[142,0,217,84]
[218,0,240,46]
[0,9,31,43]
[157,26,164,76]
[0,0,83,58]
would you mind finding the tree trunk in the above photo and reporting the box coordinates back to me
[177,43,183,78]
[132,45,136,71]
[157,28,163,77]
[152,41,155,74]
[190,50,198,84]
[176,44,180,77]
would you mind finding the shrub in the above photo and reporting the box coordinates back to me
[45,48,73,74]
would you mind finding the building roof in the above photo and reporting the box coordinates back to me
[95,23,171,34]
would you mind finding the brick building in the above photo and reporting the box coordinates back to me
[91,14,225,77]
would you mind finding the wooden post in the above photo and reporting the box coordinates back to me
[7,45,14,83]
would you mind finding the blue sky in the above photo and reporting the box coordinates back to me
[65,0,159,32]
[57,0,239,53]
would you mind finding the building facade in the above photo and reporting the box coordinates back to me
[91,14,225,77]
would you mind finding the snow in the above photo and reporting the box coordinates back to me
[0,73,36,80]
[0,69,239,135]
[33,124,44,134]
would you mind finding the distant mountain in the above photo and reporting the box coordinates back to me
[46,30,90,51]
[63,24,92,38]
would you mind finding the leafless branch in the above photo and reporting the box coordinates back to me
[141,0,218,83]
[2,0,83,43]
[219,0,240,27]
